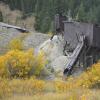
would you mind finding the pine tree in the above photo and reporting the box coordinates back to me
[76,3,86,22]
[0,11,3,22]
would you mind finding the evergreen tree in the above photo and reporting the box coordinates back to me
[1,0,100,33]
[77,3,86,22]
[0,11,3,22]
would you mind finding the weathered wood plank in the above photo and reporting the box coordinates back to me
[0,22,29,33]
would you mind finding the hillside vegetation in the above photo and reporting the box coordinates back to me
[1,0,100,33]
[0,30,99,99]
[0,59,100,100]
[0,1,100,100]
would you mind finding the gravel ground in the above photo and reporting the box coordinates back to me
[0,27,22,54]
[0,25,50,54]
[23,32,50,50]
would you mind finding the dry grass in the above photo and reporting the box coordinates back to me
[3,90,100,100]
[4,93,68,100]
[0,77,99,100]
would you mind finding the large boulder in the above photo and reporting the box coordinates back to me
[38,35,68,76]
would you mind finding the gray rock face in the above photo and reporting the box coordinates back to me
[38,35,68,76]
[51,56,68,73]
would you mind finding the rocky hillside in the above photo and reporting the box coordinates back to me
[0,26,21,54]
[0,23,69,78]
[0,23,50,54]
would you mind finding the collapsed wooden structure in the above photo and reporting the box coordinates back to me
[54,14,100,75]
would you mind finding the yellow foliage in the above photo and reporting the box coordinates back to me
[54,62,100,92]
[75,63,100,88]
[0,49,46,78]
[0,49,100,99]
[0,78,45,98]
[0,56,10,77]
[9,38,23,50]
[35,51,47,76]
[0,77,99,100]
[47,32,54,36]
